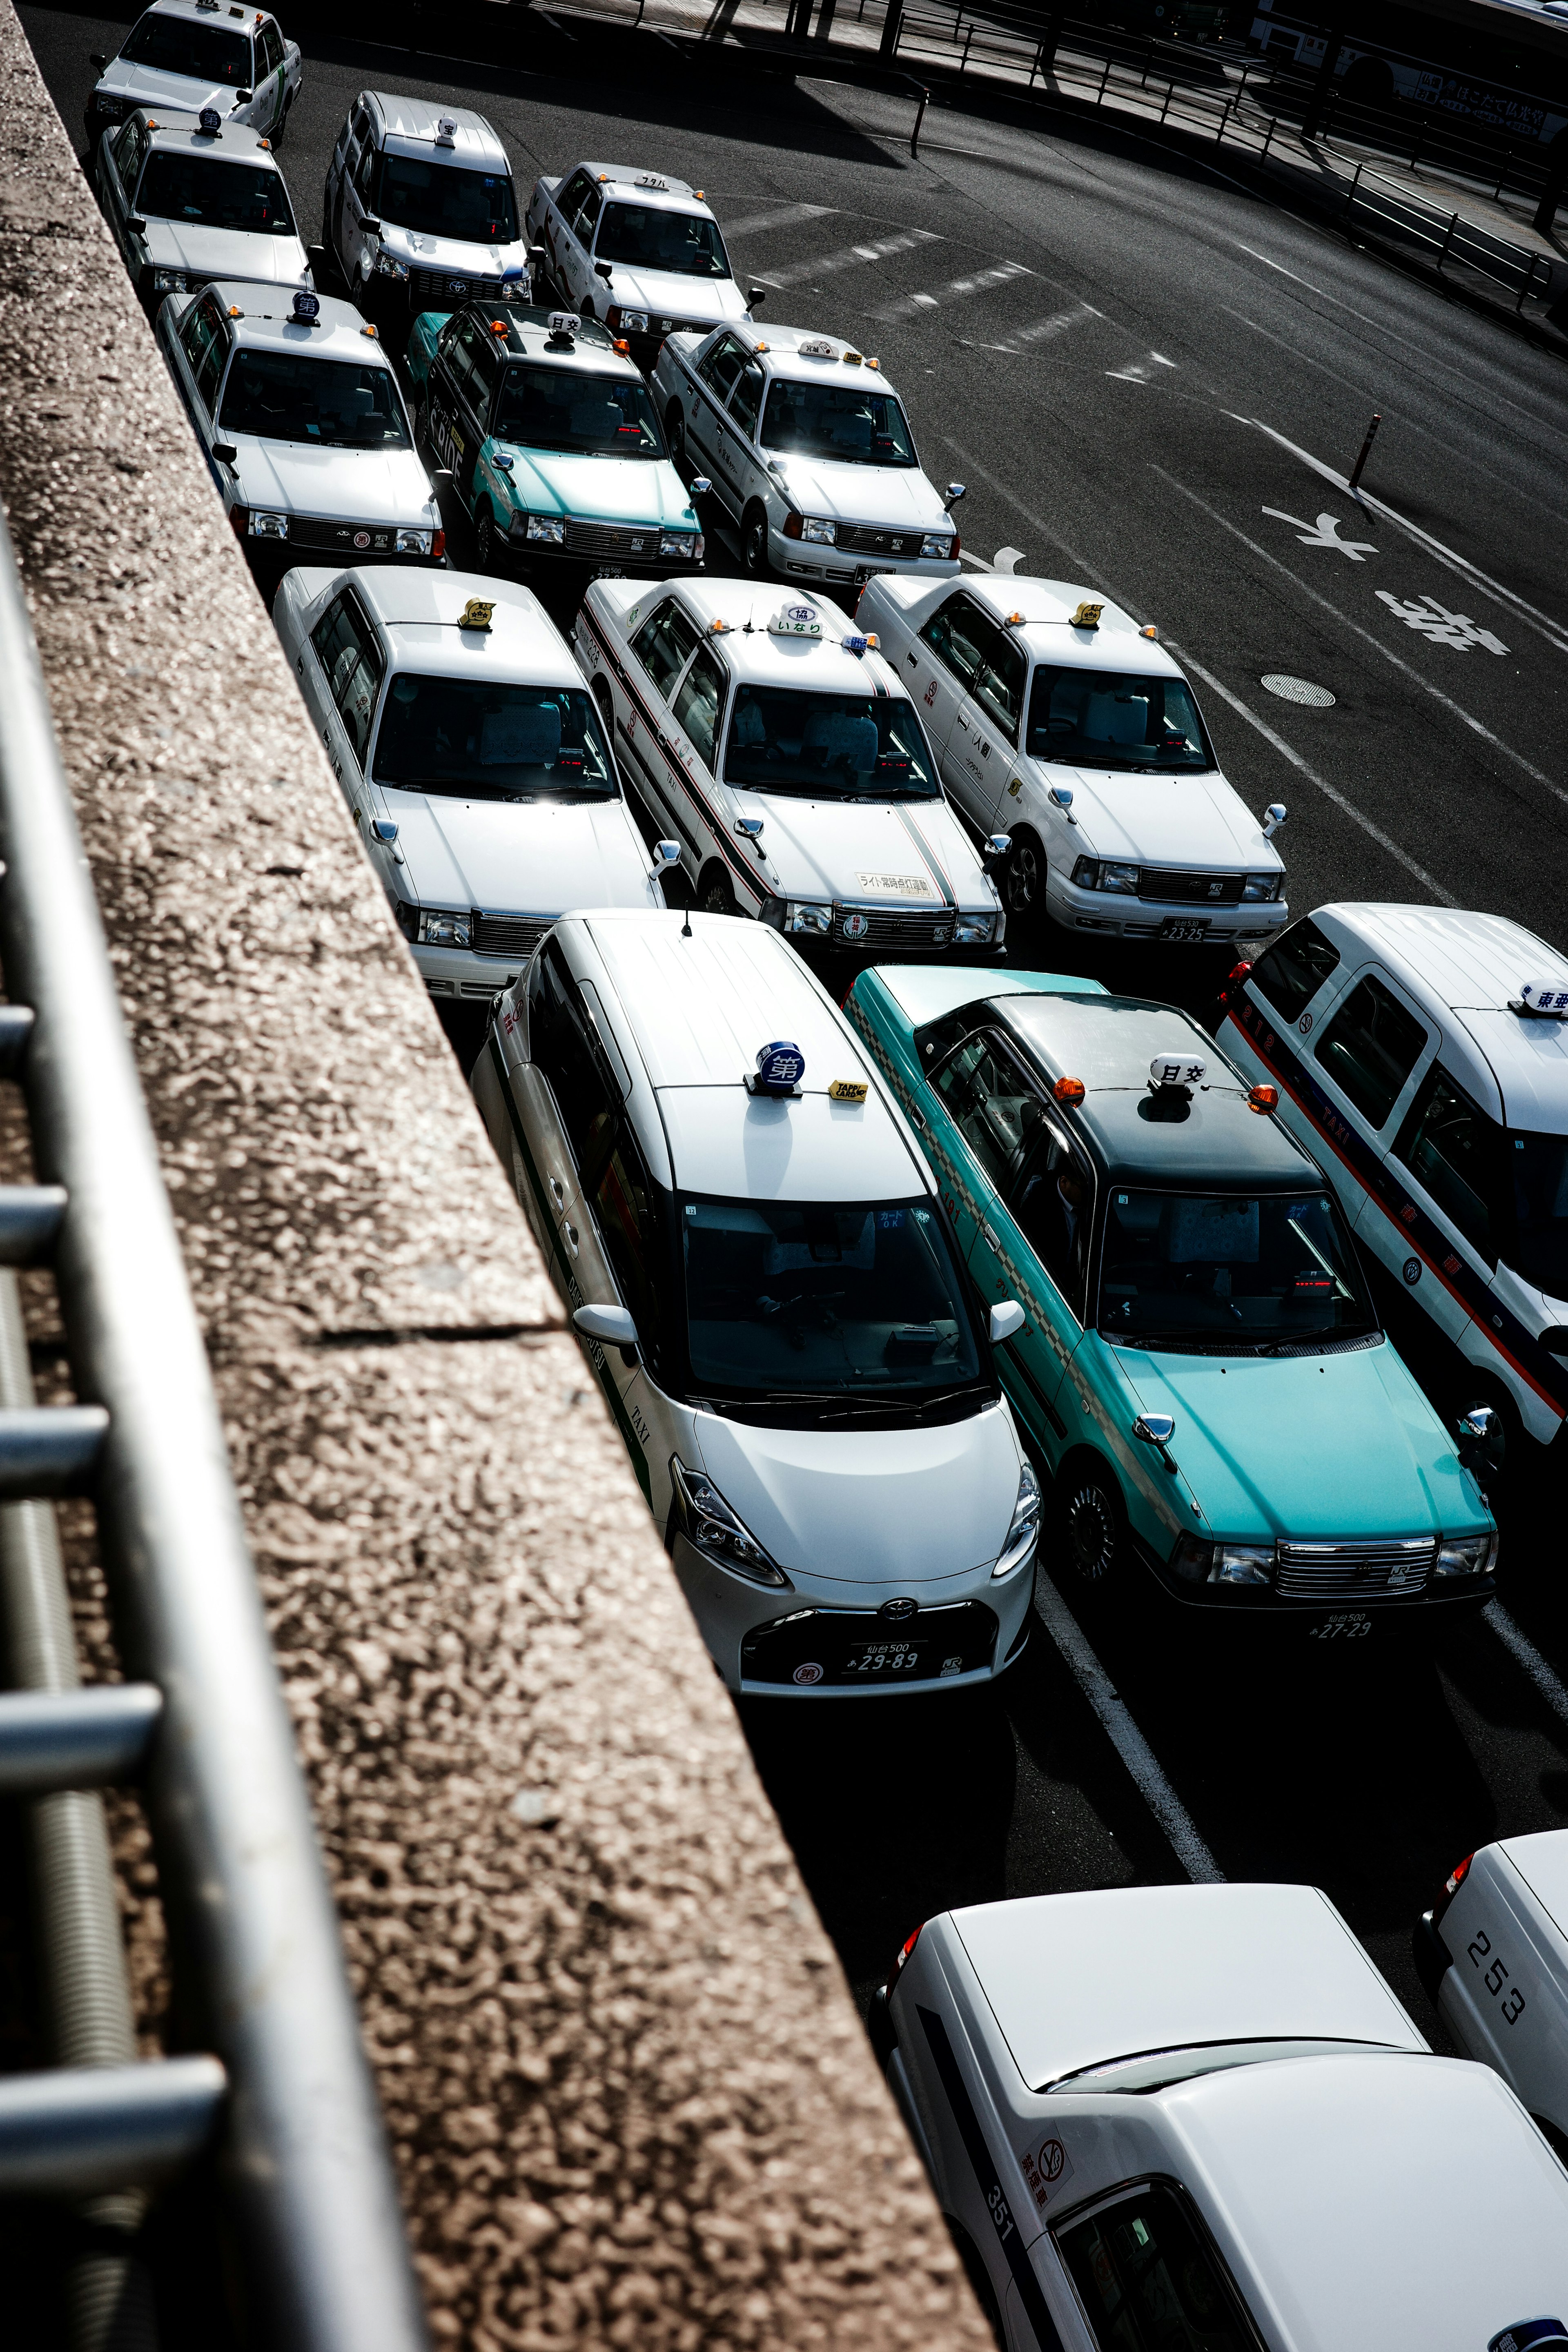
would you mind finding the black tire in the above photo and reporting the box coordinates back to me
[270,90,292,148]
[592,675,616,731]
[473,501,498,571]
[741,502,771,581]
[581,297,596,322]
[412,397,428,452]
[1059,1456,1126,1586]
[666,403,687,470]
[1000,826,1045,927]
[698,864,736,917]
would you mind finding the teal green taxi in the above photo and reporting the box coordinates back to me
[845,963,1498,1630]
[405,300,704,578]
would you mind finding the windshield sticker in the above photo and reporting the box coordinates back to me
[854,870,936,900]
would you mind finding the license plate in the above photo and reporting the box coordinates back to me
[1159,916,1212,941]
[841,1641,926,1676]
[1306,1613,1372,1640]
[593,565,627,579]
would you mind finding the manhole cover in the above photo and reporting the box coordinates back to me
[1261,674,1336,707]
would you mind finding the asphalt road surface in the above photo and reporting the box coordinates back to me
[22,0,1568,2039]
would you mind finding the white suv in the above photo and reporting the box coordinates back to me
[525,163,757,370]
[323,93,532,322]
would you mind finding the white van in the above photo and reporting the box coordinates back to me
[472,911,1040,1693]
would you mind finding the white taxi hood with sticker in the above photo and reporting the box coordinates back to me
[1043,766,1278,872]
[730,791,994,915]
[692,1405,1021,1583]
[763,454,951,533]
[593,263,751,327]
[229,439,437,526]
[143,216,310,287]
[382,791,659,915]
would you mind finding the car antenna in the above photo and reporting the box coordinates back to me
[681,900,692,939]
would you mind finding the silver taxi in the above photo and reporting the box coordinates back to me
[651,322,963,586]
[87,0,300,153]
[156,281,442,591]
[859,572,1289,951]
[1416,1831,1568,2163]
[526,163,759,371]
[572,577,1004,951]
[878,1882,1568,2352]
[323,94,532,325]
[1220,904,1568,1456]
[96,105,309,310]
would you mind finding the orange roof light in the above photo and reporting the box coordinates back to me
[490,318,508,334]
[612,337,630,354]
[1141,623,1158,639]
[1247,1084,1279,1115]
[1054,1076,1086,1106]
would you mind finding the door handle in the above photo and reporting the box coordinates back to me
[550,1176,565,1205]
[561,1217,580,1256]
[982,1222,1001,1254]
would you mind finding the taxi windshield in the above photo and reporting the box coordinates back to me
[722,686,940,800]
[680,1195,986,1417]
[374,155,518,244]
[372,678,616,800]
[137,153,294,233]
[119,13,251,81]
[218,352,410,448]
[760,381,916,466]
[493,365,662,457]
[1098,1189,1377,1351]
[594,202,730,278]
[1027,666,1215,772]
[1509,1129,1568,1297]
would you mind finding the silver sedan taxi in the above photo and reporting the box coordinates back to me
[86,0,301,154]
[96,105,310,311]
[1416,1830,1568,2163]
[876,1882,1568,2351]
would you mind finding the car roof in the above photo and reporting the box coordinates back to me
[740,323,902,396]
[949,1884,1423,2091]
[365,92,508,172]
[206,283,395,362]
[989,991,1316,1190]
[1155,2051,1568,2347]
[1313,903,1568,1132]
[659,579,908,697]
[564,911,930,1203]
[347,571,578,685]
[949,574,1175,677]
[579,163,706,212]
[139,0,273,24]
[473,304,641,379]
[136,108,281,161]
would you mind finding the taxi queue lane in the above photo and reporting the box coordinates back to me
[18,0,1568,2042]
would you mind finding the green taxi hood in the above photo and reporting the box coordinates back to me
[1101,1336,1492,1541]
[406,310,449,386]
[853,964,1107,1035]
[484,443,695,528]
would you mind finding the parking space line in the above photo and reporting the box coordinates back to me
[721,202,838,239]
[751,228,940,290]
[1033,1573,1224,1884]
[872,261,1033,323]
[1483,1601,1568,1732]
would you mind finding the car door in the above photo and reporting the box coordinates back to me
[684,332,748,498]
[330,101,366,268]
[341,125,379,293]
[570,182,606,314]
[524,940,623,1302]
[541,167,591,297]
[171,293,230,472]
[621,597,706,852]
[665,641,735,893]
[310,589,387,860]
[1387,1059,1508,1359]
[910,592,993,818]
[955,622,1027,831]
[256,18,286,132]
[428,314,497,510]
[719,350,768,512]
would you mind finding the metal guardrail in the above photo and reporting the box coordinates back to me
[0,505,428,2348]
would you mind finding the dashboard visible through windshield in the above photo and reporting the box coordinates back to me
[1098,1188,1377,1351]
[373,679,617,800]
[722,687,940,799]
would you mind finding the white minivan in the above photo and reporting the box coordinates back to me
[472,911,1040,1693]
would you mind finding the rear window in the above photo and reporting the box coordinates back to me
[1249,917,1339,1024]
[1056,2183,1255,2352]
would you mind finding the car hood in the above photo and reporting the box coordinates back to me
[1032,764,1279,871]
[101,60,242,109]
[379,223,530,282]
[1107,1337,1488,1539]
[595,266,750,325]
[762,456,949,531]
[732,790,996,915]
[143,218,310,284]
[230,439,437,524]
[381,788,659,914]
[693,1403,1020,1581]
[485,445,695,529]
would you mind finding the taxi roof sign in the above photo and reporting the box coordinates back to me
[1070,600,1104,629]
[290,289,320,324]
[547,311,580,339]
[749,1041,805,1098]
[1150,1051,1205,1088]
[457,598,494,632]
[1513,983,1568,1018]
[797,338,837,359]
[198,105,222,134]
[770,602,822,639]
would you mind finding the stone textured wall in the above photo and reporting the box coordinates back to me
[0,13,991,2347]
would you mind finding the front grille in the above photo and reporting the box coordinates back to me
[741,1600,998,1688]
[411,269,488,307]
[471,912,552,961]
[563,518,662,559]
[1274,1538,1435,1602]
[835,523,925,559]
[832,905,953,949]
[287,518,397,555]
[1137,868,1246,904]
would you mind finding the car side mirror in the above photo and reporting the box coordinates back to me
[985,832,1012,858]
[989,1301,1025,1344]
[127,215,147,235]
[1049,784,1075,822]
[212,441,237,463]
[361,215,381,236]
[90,51,108,70]
[748,285,768,307]
[1133,1413,1175,1445]
[690,475,712,497]
[1263,802,1288,839]
[595,260,612,281]
[944,481,967,508]
[652,840,681,868]
[1457,1404,1504,1484]
[528,244,548,271]
[574,1303,638,1356]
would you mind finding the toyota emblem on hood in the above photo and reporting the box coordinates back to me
[879,1597,917,1622]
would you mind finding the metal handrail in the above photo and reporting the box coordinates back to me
[0,506,427,2348]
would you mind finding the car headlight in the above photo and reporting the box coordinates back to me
[786,902,832,935]
[1241,873,1280,902]
[669,1457,790,1587]
[394,527,432,555]
[374,250,410,280]
[920,532,954,559]
[1209,1544,1275,1587]
[800,517,837,545]
[1070,857,1141,895]
[992,1459,1041,1579]
[94,93,126,120]
[417,909,472,948]
[150,268,193,294]
[526,514,565,543]
[659,529,698,559]
[1436,1530,1499,1577]
[953,913,996,945]
[617,308,650,334]
[248,511,289,540]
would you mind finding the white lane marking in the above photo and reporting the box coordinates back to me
[1150,352,1177,367]
[751,227,940,290]
[977,301,1105,356]
[1484,1601,1568,1731]
[994,546,1026,573]
[1033,1572,1224,1884]
[872,259,1032,323]
[721,201,837,238]
[1238,417,1568,657]
[1154,467,1568,809]
[1376,593,1508,654]
[1109,348,1181,383]
[1165,642,1460,904]
[1261,507,1379,559]
[1234,241,1332,298]
[959,549,999,571]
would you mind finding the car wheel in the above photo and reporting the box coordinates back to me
[271,92,292,147]
[473,503,498,570]
[698,864,736,917]
[1060,1457,1125,1585]
[592,676,616,731]
[581,297,595,322]
[666,404,687,470]
[1002,826,1045,924]
[742,503,770,580]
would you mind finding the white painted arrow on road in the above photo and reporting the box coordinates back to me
[1261,507,1379,560]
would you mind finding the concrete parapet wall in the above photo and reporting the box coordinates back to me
[0,11,990,2344]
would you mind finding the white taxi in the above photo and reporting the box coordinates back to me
[651,323,962,586]
[472,911,1040,1691]
[1416,1831,1568,2162]
[525,164,759,372]
[1220,904,1568,1456]
[876,1882,1568,2352]
[858,573,1290,950]
[273,569,672,1003]
[572,579,1005,953]
[86,0,301,154]
[157,281,442,591]
[96,106,310,311]
[323,94,532,325]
